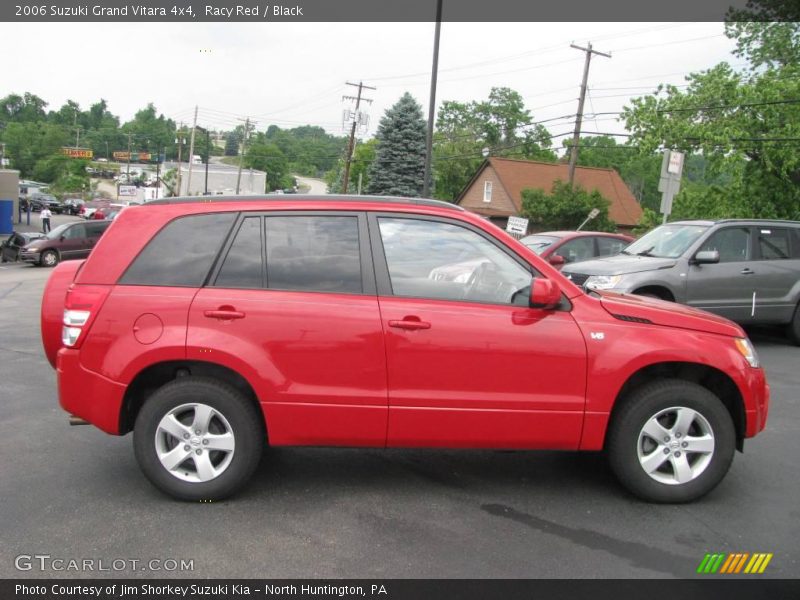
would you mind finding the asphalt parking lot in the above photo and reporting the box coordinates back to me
[0,261,798,579]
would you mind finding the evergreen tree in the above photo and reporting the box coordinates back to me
[224,131,240,157]
[366,93,428,197]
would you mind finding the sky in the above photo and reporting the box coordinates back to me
[2,21,741,149]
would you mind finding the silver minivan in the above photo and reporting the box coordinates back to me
[562,219,800,344]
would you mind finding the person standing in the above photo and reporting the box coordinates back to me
[40,206,52,233]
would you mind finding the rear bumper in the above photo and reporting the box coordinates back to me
[57,349,126,435]
[744,367,769,438]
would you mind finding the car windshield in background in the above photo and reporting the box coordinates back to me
[44,223,71,240]
[520,235,559,255]
[624,224,709,258]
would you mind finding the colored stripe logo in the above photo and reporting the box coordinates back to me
[697,553,773,574]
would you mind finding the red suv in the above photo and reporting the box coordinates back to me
[41,196,769,502]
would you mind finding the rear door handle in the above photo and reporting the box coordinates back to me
[741,268,755,275]
[389,319,431,331]
[204,308,246,320]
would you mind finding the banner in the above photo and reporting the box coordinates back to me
[60,147,93,159]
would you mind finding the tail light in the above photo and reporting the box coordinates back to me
[61,285,111,349]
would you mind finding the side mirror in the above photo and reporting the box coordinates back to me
[548,254,566,266]
[530,278,561,310]
[694,250,720,265]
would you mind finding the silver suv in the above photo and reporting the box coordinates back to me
[562,219,800,344]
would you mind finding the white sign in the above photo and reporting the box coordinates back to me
[667,151,684,175]
[506,216,529,235]
[588,208,600,219]
[118,185,137,197]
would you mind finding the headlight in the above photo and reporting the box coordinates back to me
[585,274,624,290]
[734,338,760,368]
[24,247,40,253]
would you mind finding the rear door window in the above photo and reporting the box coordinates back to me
[265,216,362,294]
[215,217,264,289]
[757,228,791,260]
[120,213,236,287]
[554,237,595,263]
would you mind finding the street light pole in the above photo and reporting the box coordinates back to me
[422,0,443,198]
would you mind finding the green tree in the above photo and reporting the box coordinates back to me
[224,130,240,157]
[325,138,377,194]
[120,103,176,159]
[432,88,555,201]
[623,7,800,220]
[520,180,616,232]
[366,93,428,197]
[3,121,68,179]
[245,137,290,191]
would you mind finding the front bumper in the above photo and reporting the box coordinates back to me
[57,349,127,435]
[19,251,41,264]
[744,366,769,438]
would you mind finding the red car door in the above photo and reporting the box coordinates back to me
[370,215,588,449]
[187,213,388,447]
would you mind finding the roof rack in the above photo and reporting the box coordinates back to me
[146,194,464,211]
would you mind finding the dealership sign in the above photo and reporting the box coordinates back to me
[113,151,153,161]
[118,185,137,197]
[60,147,94,159]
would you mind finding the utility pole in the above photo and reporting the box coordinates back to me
[175,124,185,196]
[567,42,611,187]
[126,132,133,178]
[236,118,254,195]
[342,81,375,194]
[204,129,210,195]
[422,0,443,198]
[186,105,198,194]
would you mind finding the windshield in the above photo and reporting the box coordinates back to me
[624,224,709,258]
[44,223,71,240]
[520,235,559,255]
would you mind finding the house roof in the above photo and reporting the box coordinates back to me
[457,157,643,226]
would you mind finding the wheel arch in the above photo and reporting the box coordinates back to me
[119,360,266,439]
[605,361,746,452]
[632,285,675,302]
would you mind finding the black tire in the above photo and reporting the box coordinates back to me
[133,377,264,501]
[607,379,735,503]
[787,303,800,346]
[41,249,59,268]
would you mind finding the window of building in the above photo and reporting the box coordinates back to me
[483,181,492,203]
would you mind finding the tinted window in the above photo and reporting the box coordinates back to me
[757,228,790,260]
[378,218,532,305]
[700,227,750,262]
[63,224,86,240]
[265,216,361,293]
[120,213,236,287]
[597,236,628,257]
[521,235,559,255]
[85,222,109,237]
[215,217,263,289]
[554,237,595,263]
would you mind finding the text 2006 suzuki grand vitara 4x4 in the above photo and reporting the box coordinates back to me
[41,196,769,502]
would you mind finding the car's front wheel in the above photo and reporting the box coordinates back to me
[607,379,735,503]
[40,250,59,267]
[133,377,264,501]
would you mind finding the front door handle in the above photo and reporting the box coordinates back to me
[204,307,246,320]
[389,318,431,331]
[741,268,755,275]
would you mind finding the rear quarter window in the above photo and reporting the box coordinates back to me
[119,213,236,287]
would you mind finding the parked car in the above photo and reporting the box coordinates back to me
[561,219,800,343]
[29,193,65,214]
[1,231,45,262]
[20,220,111,267]
[62,199,85,216]
[41,197,769,503]
[79,199,111,220]
[520,231,634,269]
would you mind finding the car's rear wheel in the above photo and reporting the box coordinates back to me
[41,250,58,267]
[607,379,735,503]
[133,377,264,501]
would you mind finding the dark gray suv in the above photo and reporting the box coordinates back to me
[562,219,800,344]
